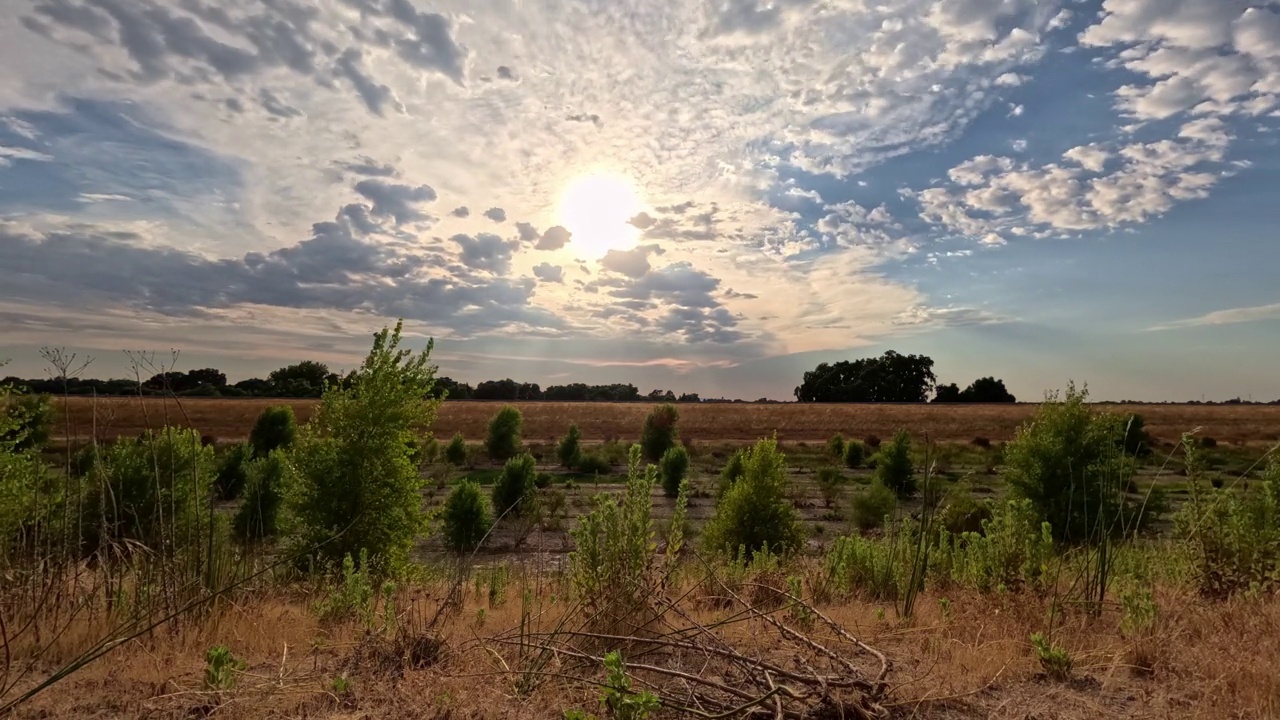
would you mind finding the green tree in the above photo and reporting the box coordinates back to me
[492,453,537,517]
[248,405,297,459]
[441,480,493,553]
[843,439,865,469]
[0,392,53,452]
[640,404,679,462]
[557,424,583,468]
[444,432,467,466]
[702,437,804,560]
[794,351,936,402]
[874,430,915,499]
[659,445,690,498]
[234,451,287,541]
[485,405,523,461]
[287,321,440,574]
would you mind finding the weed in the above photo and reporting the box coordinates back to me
[314,550,376,625]
[203,645,247,691]
[601,651,660,720]
[1030,632,1072,680]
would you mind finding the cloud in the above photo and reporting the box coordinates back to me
[1148,303,1280,331]
[515,222,540,242]
[353,179,437,224]
[483,207,507,223]
[345,0,468,84]
[532,262,564,283]
[0,145,54,166]
[452,232,519,274]
[340,157,398,177]
[536,225,572,251]
[335,49,404,116]
[451,206,470,218]
[600,244,664,279]
[1062,144,1109,172]
[496,65,518,81]
[565,113,602,127]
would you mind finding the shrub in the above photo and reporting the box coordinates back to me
[233,451,287,541]
[445,432,467,465]
[1119,414,1153,457]
[702,437,804,560]
[639,403,679,462]
[863,435,881,449]
[493,453,537,517]
[84,427,215,554]
[0,392,53,452]
[215,442,252,500]
[817,467,843,508]
[938,491,992,535]
[936,499,1053,593]
[826,434,846,459]
[441,480,492,552]
[204,645,247,691]
[0,387,60,563]
[557,424,583,468]
[1002,383,1134,543]
[659,445,690,498]
[248,405,296,459]
[1031,632,1072,680]
[850,482,897,530]
[843,439,866,469]
[485,405,523,461]
[576,452,612,476]
[824,523,914,601]
[313,549,376,624]
[718,449,746,497]
[288,321,440,574]
[874,430,916,498]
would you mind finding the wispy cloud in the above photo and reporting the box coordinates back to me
[1148,303,1280,331]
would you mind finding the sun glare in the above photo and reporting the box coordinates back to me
[557,171,642,259]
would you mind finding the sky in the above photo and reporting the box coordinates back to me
[0,0,1278,402]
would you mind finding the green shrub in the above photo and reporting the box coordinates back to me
[827,434,845,459]
[933,499,1053,593]
[718,449,746,497]
[575,452,612,476]
[1119,413,1152,457]
[824,523,914,601]
[850,481,897,530]
[233,451,287,541]
[84,427,215,554]
[938,491,993,535]
[843,440,865,469]
[313,549,376,624]
[639,404,679,462]
[601,650,660,720]
[215,442,252,500]
[441,480,492,553]
[445,432,467,466]
[71,442,100,478]
[1030,632,1072,680]
[817,467,843,508]
[659,445,690,498]
[248,405,296,459]
[0,387,60,564]
[874,430,915,498]
[702,437,804,561]
[288,321,440,574]
[485,405,523,461]
[0,392,53,452]
[493,453,537,517]
[1002,383,1134,543]
[204,645,247,691]
[557,424,583,468]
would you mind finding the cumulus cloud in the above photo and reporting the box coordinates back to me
[600,244,664,279]
[451,206,470,218]
[339,157,398,177]
[452,232,520,274]
[353,179,437,224]
[514,221,540,242]
[536,225,572,251]
[532,262,564,283]
[483,207,507,222]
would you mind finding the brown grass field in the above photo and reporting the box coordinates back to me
[51,396,1280,445]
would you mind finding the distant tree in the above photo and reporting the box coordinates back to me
[474,378,520,400]
[516,382,543,400]
[187,368,228,388]
[268,361,333,395]
[794,351,936,403]
[545,383,591,402]
[647,389,677,402]
[233,378,271,395]
[677,393,701,403]
[432,376,474,400]
[960,377,1016,403]
[933,383,962,403]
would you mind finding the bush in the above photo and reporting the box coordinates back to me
[0,392,53,452]
[843,440,866,469]
[874,430,916,498]
[659,445,690,498]
[445,432,467,466]
[0,388,60,562]
[288,321,440,574]
[718,449,746,497]
[248,405,296,459]
[233,451,286,541]
[824,522,914,600]
[84,427,215,554]
[485,406,523,461]
[850,482,897,530]
[702,437,804,560]
[1119,414,1152,457]
[826,434,846,459]
[575,452,612,476]
[934,499,1053,593]
[557,424,582,468]
[1002,383,1133,543]
[493,453,536,517]
[441,480,493,553]
[817,467,843,508]
[640,404,679,462]
[215,442,252,500]
[938,491,992,535]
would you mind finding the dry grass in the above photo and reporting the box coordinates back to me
[9,574,1279,719]
[53,397,1280,445]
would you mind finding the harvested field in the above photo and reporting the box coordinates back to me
[51,396,1280,445]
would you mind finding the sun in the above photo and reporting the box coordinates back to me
[557,171,643,259]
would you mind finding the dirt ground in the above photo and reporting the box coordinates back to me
[51,396,1280,445]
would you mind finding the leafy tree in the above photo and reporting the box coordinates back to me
[1003,383,1133,543]
[703,437,804,560]
[473,379,542,400]
[659,445,690,498]
[0,392,53,452]
[287,321,440,574]
[431,376,474,400]
[234,451,286,541]
[248,405,297,459]
[441,480,493,552]
[492,453,537,517]
[444,432,468,466]
[215,442,252,500]
[961,377,1016,403]
[647,389,677,401]
[933,383,962,403]
[233,378,271,395]
[793,351,936,403]
[485,405,523,461]
[640,403,679,462]
[874,430,916,499]
[557,424,583,468]
[187,368,228,389]
[677,393,701,403]
[268,360,332,388]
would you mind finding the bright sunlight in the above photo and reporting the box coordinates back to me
[557,171,643,259]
